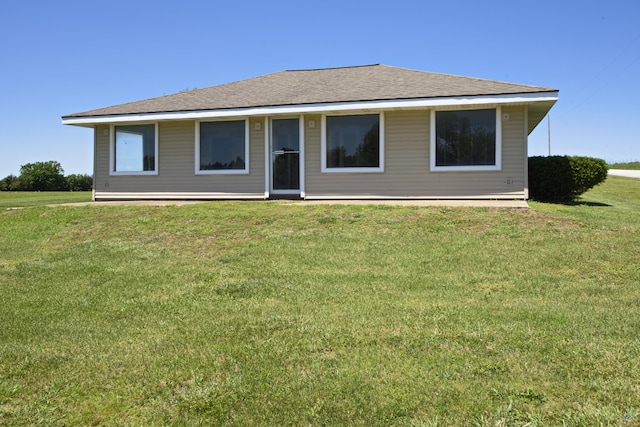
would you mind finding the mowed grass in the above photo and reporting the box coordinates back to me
[1,178,639,426]
[609,161,640,170]
[0,191,91,208]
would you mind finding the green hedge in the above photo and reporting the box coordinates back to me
[528,156,608,201]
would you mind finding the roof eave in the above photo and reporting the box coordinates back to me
[61,91,559,126]
[527,99,558,134]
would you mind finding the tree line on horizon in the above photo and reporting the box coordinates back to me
[0,161,92,192]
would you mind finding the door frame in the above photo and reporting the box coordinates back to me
[265,115,305,198]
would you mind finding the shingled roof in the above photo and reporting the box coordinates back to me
[63,64,557,119]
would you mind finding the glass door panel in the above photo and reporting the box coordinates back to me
[271,119,300,192]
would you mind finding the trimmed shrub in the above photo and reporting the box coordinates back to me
[528,155,608,201]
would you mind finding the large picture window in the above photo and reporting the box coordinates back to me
[197,120,249,174]
[431,108,501,171]
[322,113,384,172]
[112,124,157,175]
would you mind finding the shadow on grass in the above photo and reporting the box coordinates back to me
[532,199,611,207]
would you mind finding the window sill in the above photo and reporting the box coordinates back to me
[321,167,384,174]
[430,165,501,172]
[196,169,250,175]
[110,171,158,176]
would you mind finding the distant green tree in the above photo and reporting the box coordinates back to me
[16,161,68,191]
[0,174,18,191]
[66,174,93,191]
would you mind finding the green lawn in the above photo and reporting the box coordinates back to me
[1,178,639,426]
[0,191,91,208]
[609,161,640,170]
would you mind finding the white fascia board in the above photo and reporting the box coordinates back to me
[62,91,559,126]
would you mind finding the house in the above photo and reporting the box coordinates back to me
[61,64,558,201]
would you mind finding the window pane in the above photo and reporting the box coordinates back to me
[326,114,379,168]
[273,153,300,190]
[200,121,246,170]
[435,109,496,167]
[272,119,299,151]
[115,124,155,172]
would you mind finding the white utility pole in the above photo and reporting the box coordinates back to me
[547,115,551,156]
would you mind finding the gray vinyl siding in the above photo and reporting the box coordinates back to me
[94,124,110,192]
[304,106,527,199]
[92,107,527,200]
[94,120,265,198]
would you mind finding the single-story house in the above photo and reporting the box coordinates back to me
[61,64,558,201]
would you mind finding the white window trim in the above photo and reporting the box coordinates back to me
[321,112,385,173]
[299,116,306,198]
[430,107,502,172]
[110,122,158,176]
[263,118,270,198]
[195,118,250,175]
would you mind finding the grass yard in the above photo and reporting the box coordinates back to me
[0,191,91,208]
[1,177,639,426]
[609,161,640,170]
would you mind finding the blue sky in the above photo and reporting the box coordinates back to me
[0,0,638,177]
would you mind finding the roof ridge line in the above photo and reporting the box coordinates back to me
[284,64,381,72]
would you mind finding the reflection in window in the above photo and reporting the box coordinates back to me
[435,109,496,167]
[114,124,156,172]
[326,114,380,168]
[199,121,247,171]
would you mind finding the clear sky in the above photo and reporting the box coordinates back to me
[1,0,638,177]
